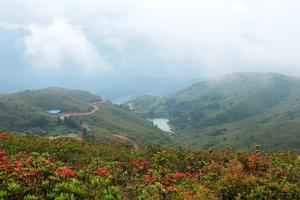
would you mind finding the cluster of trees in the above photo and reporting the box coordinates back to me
[57,116,92,140]
[57,116,79,129]
[29,116,49,127]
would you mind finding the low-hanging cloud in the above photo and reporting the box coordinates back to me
[23,19,109,75]
[1,0,300,80]
[125,0,300,77]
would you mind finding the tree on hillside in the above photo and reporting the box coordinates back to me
[57,116,62,125]
[83,127,87,138]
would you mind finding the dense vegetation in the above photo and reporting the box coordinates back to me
[0,132,299,199]
[0,87,169,145]
[127,73,300,151]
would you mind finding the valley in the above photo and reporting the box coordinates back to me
[126,73,300,152]
[1,72,300,153]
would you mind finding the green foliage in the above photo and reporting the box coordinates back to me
[0,191,7,200]
[0,87,170,146]
[0,132,299,199]
[7,182,21,192]
[63,116,79,129]
[129,73,300,151]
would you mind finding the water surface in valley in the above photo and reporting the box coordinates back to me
[150,118,173,133]
[48,109,61,114]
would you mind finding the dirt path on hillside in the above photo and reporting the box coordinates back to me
[58,100,139,149]
[56,101,102,140]
[111,134,139,150]
[59,101,102,120]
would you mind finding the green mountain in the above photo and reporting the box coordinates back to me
[126,73,300,151]
[0,87,170,146]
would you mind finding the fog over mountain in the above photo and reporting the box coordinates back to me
[1,0,300,97]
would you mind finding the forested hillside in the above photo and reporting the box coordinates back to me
[127,73,300,151]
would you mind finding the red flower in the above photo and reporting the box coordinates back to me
[16,160,22,171]
[0,150,7,156]
[250,151,261,170]
[131,159,149,171]
[143,174,155,184]
[174,171,185,180]
[26,157,32,164]
[0,156,10,169]
[96,168,110,177]
[161,180,170,186]
[0,156,9,163]
[141,161,149,170]
[56,167,76,177]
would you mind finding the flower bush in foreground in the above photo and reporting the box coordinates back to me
[0,132,299,199]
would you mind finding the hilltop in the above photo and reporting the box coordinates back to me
[126,72,300,151]
[0,87,170,146]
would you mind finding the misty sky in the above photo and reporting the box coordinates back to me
[1,0,300,93]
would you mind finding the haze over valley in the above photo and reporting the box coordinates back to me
[1,1,300,199]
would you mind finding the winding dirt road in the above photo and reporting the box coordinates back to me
[111,134,139,150]
[59,102,100,120]
[58,100,139,149]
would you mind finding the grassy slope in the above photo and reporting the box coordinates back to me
[0,87,170,145]
[0,87,98,131]
[128,73,300,152]
[77,103,171,146]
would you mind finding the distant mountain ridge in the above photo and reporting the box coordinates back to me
[126,72,300,152]
[99,77,199,104]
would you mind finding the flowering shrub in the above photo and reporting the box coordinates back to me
[0,132,299,199]
[56,167,77,177]
[96,168,110,177]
